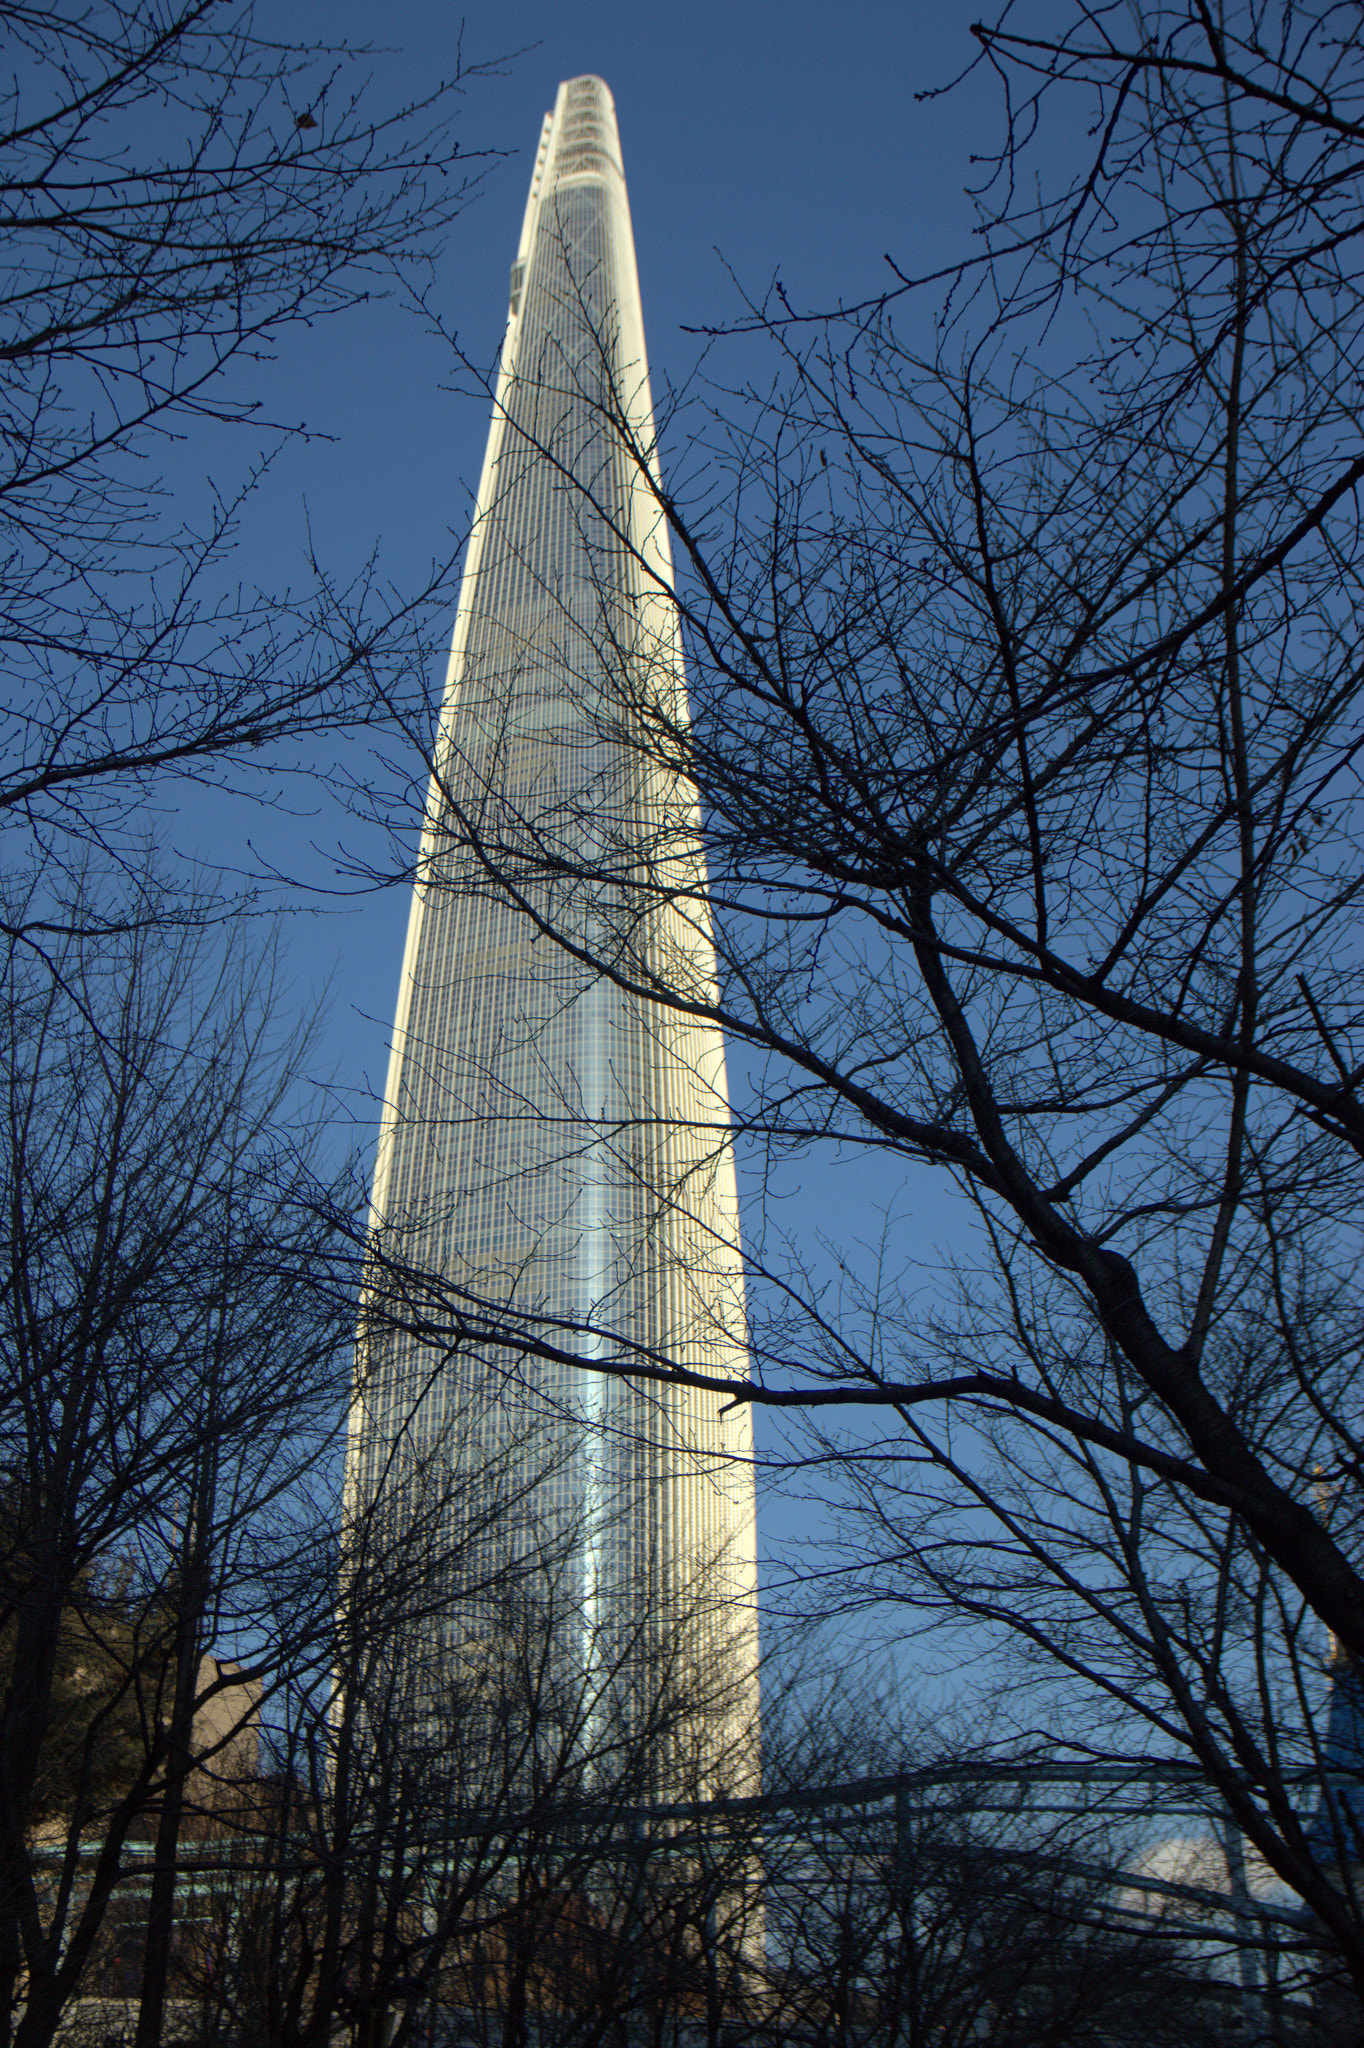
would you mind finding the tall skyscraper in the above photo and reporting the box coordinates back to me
[351,78,757,1790]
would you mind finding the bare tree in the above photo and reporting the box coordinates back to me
[175,1478,765,2048]
[0,878,358,2048]
[0,0,494,912]
[749,1678,1276,2048]
[357,0,1364,2013]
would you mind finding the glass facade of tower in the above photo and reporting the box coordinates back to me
[350,78,757,1781]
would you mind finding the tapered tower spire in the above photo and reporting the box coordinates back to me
[351,79,758,1793]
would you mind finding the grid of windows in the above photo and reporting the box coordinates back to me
[350,78,758,1792]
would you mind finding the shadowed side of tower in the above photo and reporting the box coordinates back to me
[349,78,758,1800]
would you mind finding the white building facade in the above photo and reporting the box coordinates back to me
[351,77,758,1793]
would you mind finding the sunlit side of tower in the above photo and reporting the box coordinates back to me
[349,77,758,1793]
